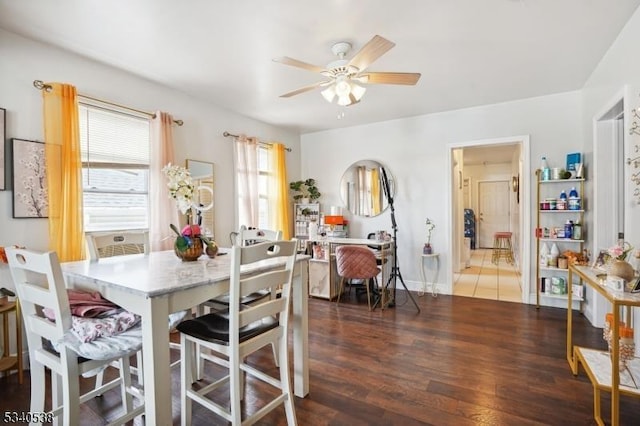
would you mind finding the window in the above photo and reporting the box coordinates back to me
[257,146,269,229]
[78,102,150,232]
[237,145,271,229]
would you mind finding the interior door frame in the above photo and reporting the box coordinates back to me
[447,135,531,304]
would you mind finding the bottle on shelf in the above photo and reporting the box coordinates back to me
[568,186,581,210]
[541,156,550,181]
[540,243,549,266]
[550,243,560,267]
[572,221,582,240]
[559,190,567,200]
[564,220,573,240]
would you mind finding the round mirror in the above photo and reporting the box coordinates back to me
[340,160,394,217]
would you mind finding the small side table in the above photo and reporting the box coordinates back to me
[419,253,440,297]
[0,300,23,384]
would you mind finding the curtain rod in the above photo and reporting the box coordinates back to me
[33,80,184,126]
[223,131,292,152]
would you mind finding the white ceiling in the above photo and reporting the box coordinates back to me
[1,0,639,134]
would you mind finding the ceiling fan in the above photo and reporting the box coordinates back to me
[274,35,421,106]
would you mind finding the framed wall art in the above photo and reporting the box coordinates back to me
[12,138,48,218]
[0,108,5,190]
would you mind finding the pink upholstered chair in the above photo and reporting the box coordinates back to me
[335,245,381,311]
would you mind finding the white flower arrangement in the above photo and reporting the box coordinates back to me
[425,218,435,245]
[162,163,195,214]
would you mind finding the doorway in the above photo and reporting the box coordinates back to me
[448,135,531,304]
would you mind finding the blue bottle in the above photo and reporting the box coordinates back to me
[559,190,567,200]
[564,220,573,240]
[569,187,578,198]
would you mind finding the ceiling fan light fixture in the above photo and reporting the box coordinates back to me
[321,85,336,103]
[334,76,352,97]
[337,93,352,106]
[350,83,366,101]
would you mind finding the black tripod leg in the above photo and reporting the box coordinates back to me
[395,268,420,312]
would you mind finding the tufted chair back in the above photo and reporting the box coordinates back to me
[335,246,381,310]
[335,245,380,279]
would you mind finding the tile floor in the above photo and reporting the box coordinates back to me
[453,248,523,303]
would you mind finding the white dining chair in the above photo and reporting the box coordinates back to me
[6,248,145,425]
[178,240,298,425]
[86,230,187,390]
[86,230,150,261]
[197,227,283,377]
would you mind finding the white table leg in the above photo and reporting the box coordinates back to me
[292,260,309,397]
[140,296,172,425]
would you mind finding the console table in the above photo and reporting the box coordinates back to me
[567,264,640,426]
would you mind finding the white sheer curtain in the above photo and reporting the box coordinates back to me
[234,134,260,228]
[149,111,179,251]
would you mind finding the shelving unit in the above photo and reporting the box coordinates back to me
[535,170,586,307]
[0,300,23,384]
[567,265,640,426]
[293,203,320,253]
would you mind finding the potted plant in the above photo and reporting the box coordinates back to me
[289,179,321,203]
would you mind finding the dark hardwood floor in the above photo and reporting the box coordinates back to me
[2,292,639,425]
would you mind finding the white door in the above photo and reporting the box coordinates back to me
[478,181,510,248]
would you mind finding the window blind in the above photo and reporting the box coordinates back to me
[79,104,150,165]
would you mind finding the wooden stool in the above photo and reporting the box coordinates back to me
[492,232,514,265]
[0,299,23,384]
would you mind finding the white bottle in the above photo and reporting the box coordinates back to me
[540,243,549,266]
[308,220,318,240]
[550,243,560,267]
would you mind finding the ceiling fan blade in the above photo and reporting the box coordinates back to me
[279,81,329,98]
[273,56,327,74]
[347,35,395,72]
[357,72,421,85]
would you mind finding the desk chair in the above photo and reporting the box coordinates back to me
[6,248,145,425]
[335,245,381,311]
[178,240,298,425]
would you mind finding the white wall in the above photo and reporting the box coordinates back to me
[580,7,640,331]
[0,28,301,254]
[301,91,583,295]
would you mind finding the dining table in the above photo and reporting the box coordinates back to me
[61,248,310,426]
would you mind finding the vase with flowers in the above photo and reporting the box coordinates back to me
[606,241,635,283]
[163,163,217,261]
[423,218,435,255]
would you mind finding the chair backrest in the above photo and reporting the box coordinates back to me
[5,248,71,356]
[335,245,380,279]
[86,230,150,260]
[234,227,282,247]
[228,240,297,344]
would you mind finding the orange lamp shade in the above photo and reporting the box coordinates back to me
[324,215,345,225]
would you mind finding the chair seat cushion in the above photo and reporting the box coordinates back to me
[52,324,143,361]
[177,306,278,345]
[207,289,270,306]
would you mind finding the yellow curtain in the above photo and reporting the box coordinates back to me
[371,167,381,215]
[268,143,290,239]
[43,83,84,261]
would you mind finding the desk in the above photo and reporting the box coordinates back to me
[308,237,394,308]
[61,250,310,426]
[567,265,640,426]
[419,253,440,297]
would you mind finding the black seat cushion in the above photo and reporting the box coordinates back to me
[207,289,270,306]
[177,305,278,345]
